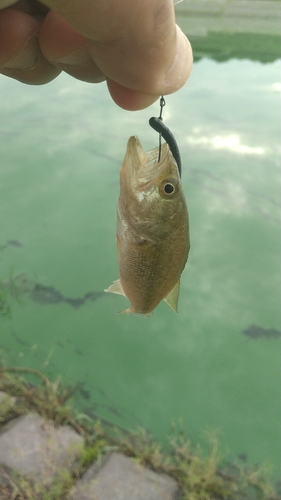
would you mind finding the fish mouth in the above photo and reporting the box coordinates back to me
[120,136,179,190]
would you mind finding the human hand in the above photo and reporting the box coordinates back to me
[0,0,192,110]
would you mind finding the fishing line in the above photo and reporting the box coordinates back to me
[149,96,182,177]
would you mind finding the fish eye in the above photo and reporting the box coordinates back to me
[164,183,175,194]
[159,178,178,198]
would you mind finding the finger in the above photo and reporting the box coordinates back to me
[106,80,159,111]
[89,21,192,97]
[0,0,49,16]
[39,11,105,83]
[0,8,60,83]
[41,0,192,95]
[0,0,18,7]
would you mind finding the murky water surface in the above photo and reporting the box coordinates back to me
[1,57,281,471]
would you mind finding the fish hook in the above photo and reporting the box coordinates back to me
[149,96,182,177]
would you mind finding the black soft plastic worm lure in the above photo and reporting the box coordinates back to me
[149,97,182,177]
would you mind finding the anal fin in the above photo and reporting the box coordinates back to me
[163,280,180,313]
[117,308,152,317]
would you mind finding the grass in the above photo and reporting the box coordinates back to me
[188,32,281,64]
[0,367,280,500]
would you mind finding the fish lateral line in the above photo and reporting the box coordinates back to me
[149,116,182,178]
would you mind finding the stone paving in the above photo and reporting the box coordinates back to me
[68,452,179,500]
[0,392,179,500]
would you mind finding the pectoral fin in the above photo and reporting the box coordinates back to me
[163,280,180,313]
[104,279,126,297]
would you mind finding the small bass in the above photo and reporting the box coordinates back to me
[105,136,190,315]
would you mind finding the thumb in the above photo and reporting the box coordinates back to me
[41,0,192,103]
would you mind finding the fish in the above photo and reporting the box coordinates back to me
[105,136,190,315]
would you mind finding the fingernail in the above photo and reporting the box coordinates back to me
[162,27,193,92]
[52,47,92,68]
[3,36,40,70]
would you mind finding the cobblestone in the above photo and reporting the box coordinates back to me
[0,397,179,499]
[67,452,179,500]
[0,412,84,487]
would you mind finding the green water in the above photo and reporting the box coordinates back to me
[1,57,281,472]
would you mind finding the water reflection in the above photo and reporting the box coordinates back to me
[187,131,265,155]
[1,52,281,472]
[175,0,281,62]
